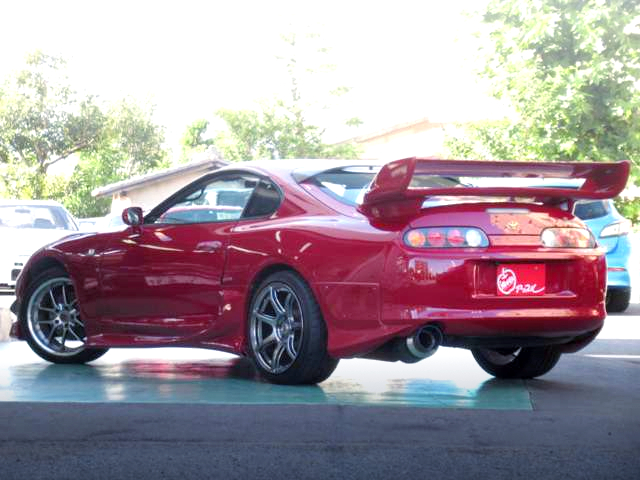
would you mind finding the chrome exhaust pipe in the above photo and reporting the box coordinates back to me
[363,324,444,363]
[406,325,443,359]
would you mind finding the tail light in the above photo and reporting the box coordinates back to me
[541,227,595,248]
[404,227,489,248]
[599,219,631,238]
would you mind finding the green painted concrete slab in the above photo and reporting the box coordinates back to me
[0,342,531,409]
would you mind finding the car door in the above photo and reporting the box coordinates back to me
[94,172,260,338]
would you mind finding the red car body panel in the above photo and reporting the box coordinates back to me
[11,159,630,359]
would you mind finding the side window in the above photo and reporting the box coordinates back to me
[242,180,281,218]
[153,174,258,224]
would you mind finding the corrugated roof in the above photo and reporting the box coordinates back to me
[92,153,228,198]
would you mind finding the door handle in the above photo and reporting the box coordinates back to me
[195,241,222,252]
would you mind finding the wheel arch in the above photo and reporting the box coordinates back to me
[13,256,69,340]
[19,256,68,298]
[245,263,315,316]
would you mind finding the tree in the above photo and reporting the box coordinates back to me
[179,118,215,163]
[445,0,640,219]
[0,52,169,217]
[0,51,105,198]
[186,32,362,162]
[64,99,168,218]
[213,100,360,161]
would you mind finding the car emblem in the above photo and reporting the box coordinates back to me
[506,221,520,232]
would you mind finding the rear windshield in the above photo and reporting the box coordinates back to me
[309,167,461,206]
[574,200,609,220]
[0,205,77,230]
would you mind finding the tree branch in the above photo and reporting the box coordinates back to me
[44,141,93,169]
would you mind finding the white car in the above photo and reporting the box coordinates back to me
[0,200,78,289]
[77,212,126,232]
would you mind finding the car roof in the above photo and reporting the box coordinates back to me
[215,159,383,183]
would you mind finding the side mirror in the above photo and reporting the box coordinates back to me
[122,207,144,226]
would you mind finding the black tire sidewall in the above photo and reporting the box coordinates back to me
[606,289,631,313]
[471,346,561,379]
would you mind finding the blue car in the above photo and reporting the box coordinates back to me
[574,199,632,313]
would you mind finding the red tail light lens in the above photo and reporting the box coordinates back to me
[541,228,595,248]
[427,229,445,247]
[404,227,489,248]
[447,229,465,246]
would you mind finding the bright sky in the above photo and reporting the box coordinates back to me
[0,0,504,156]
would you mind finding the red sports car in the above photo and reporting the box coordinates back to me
[10,157,629,384]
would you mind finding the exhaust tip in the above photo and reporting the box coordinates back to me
[406,325,443,359]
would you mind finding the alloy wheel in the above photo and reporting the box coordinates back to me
[26,277,87,357]
[250,282,304,374]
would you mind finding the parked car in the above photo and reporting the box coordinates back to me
[0,200,78,289]
[9,158,629,385]
[77,217,101,231]
[574,199,632,313]
[78,212,130,232]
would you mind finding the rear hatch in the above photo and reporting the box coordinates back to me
[362,157,629,308]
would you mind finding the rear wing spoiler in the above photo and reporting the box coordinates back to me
[358,157,631,221]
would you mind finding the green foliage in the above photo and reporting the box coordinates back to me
[615,196,640,224]
[182,119,214,149]
[0,52,168,218]
[179,119,215,163]
[446,120,528,160]
[445,0,640,217]
[67,99,168,217]
[185,31,362,162]
[214,101,360,161]
[0,51,105,197]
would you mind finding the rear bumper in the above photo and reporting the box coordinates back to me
[444,326,601,353]
[326,246,607,358]
[383,306,605,338]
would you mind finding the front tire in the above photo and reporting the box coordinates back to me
[21,267,108,364]
[471,346,561,379]
[248,271,338,385]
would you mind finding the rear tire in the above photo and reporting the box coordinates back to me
[248,270,338,385]
[21,267,108,364]
[471,346,561,379]
[606,289,630,313]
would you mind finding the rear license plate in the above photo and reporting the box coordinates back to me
[497,264,546,296]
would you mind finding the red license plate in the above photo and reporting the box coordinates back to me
[497,264,546,296]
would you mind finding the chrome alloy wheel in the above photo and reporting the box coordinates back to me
[250,282,304,374]
[26,277,87,357]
